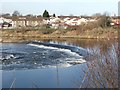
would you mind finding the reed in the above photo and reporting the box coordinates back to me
[80,40,118,88]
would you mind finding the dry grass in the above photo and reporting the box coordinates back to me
[79,41,118,88]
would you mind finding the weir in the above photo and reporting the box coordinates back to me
[30,41,89,58]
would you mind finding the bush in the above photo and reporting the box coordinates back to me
[41,28,56,34]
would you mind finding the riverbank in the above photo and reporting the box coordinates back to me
[0,27,118,42]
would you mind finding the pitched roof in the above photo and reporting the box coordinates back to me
[2,16,43,21]
[58,16,79,19]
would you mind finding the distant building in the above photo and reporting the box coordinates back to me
[0,15,98,29]
[0,17,12,29]
[110,16,120,26]
[1,16,43,28]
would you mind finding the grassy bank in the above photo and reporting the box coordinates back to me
[0,27,118,42]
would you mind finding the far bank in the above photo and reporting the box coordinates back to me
[0,27,118,43]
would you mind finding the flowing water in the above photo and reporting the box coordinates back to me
[0,39,118,88]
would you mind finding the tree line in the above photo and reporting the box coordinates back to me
[1,10,55,18]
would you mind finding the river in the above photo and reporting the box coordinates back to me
[0,39,118,88]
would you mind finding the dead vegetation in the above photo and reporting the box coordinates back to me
[79,41,118,88]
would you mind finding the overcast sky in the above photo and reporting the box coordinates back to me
[0,0,119,16]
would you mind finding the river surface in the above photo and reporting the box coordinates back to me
[0,39,118,88]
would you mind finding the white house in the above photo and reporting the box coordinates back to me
[0,17,12,29]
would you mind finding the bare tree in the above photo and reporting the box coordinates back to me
[2,13,11,17]
[12,10,20,16]
[97,15,111,27]
[92,13,102,17]
[25,14,33,17]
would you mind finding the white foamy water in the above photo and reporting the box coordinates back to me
[66,59,86,64]
[43,63,72,68]
[0,54,16,61]
[28,43,82,57]
[28,43,86,65]
[28,43,59,50]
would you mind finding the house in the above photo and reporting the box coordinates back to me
[0,17,12,29]
[11,17,26,28]
[2,16,43,28]
[26,16,43,27]
[43,16,98,29]
[110,16,120,26]
[0,15,99,29]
